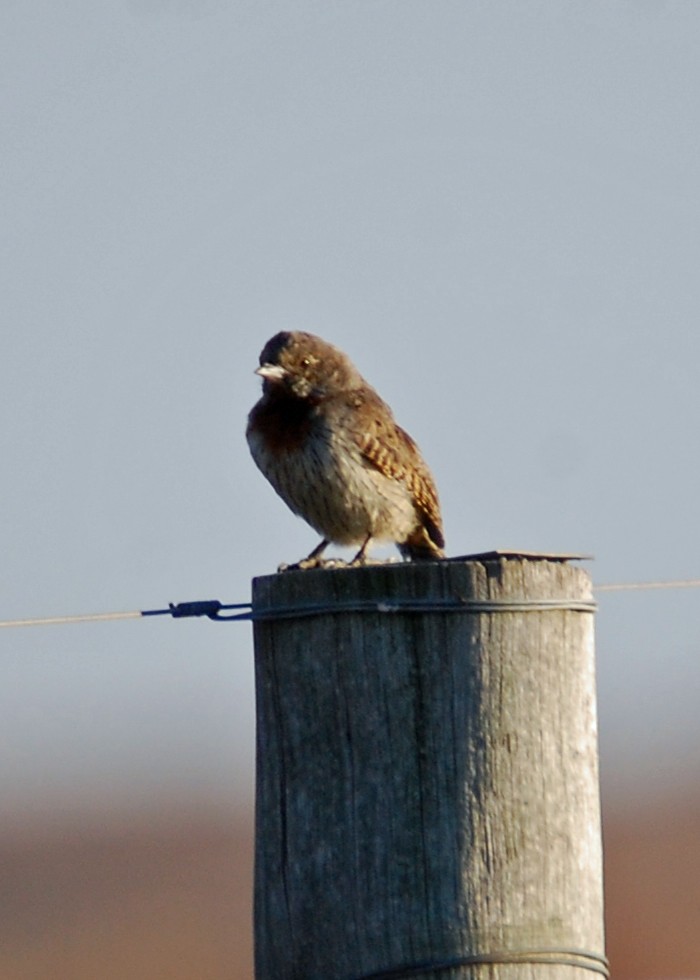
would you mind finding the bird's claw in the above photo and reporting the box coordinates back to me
[277,557,348,573]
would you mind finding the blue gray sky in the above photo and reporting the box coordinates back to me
[2,0,700,820]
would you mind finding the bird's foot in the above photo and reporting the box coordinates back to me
[349,534,373,566]
[348,554,369,567]
[277,538,333,572]
[277,556,348,572]
[348,556,400,567]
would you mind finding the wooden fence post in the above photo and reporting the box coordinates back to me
[252,555,606,980]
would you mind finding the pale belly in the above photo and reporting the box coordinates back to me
[248,428,417,546]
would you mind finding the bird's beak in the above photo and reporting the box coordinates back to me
[255,363,287,382]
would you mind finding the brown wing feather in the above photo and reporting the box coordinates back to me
[354,393,444,550]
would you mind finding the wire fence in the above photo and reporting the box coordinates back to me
[1,577,699,629]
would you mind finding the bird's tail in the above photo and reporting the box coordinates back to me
[399,526,445,562]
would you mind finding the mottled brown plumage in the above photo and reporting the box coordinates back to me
[246,331,445,567]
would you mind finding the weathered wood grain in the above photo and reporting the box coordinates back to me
[253,558,605,980]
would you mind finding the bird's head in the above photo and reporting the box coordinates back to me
[255,331,361,401]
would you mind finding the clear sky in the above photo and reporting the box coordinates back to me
[2,0,699,820]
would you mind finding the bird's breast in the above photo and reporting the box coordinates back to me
[247,396,315,453]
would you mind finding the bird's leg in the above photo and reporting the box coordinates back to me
[279,538,330,572]
[350,534,373,566]
[302,538,330,566]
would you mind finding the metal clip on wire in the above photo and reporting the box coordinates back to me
[166,600,253,622]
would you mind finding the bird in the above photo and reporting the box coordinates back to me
[246,331,445,568]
